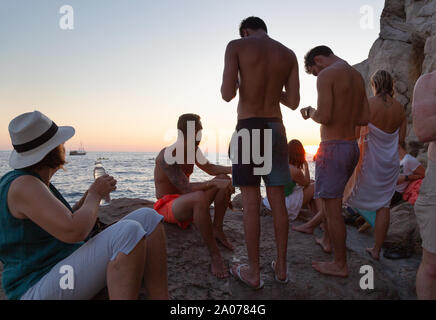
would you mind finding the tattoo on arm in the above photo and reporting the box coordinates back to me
[159,158,192,194]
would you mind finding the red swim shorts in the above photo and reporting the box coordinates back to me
[153,194,193,229]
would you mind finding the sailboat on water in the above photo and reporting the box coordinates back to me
[70,142,86,156]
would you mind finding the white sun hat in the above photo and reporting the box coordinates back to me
[8,111,75,169]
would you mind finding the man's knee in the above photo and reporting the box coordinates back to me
[191,191,209,207]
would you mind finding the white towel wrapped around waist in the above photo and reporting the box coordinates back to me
[345,123,400,211]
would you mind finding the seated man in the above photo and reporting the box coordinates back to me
[154,113,234,279]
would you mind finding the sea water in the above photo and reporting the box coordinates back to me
[0,151,315,207]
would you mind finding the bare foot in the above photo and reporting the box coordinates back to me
[210,254,229,279]
[230,264,262,289]
[213,227,234,251]
[315,237,332,253]
[312,260,349,277]
[292,223,314,235]
[366,247,380,261]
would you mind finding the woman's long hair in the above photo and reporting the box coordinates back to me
[370,70,394,102]
[288,139,306,169]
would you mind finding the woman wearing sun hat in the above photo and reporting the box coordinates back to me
[0,111,168,300]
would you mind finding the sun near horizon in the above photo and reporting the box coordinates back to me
[304,145,320,156]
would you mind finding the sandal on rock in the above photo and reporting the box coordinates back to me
[271,260,289,284]
[383,246,413,260]
[230,264,264,290]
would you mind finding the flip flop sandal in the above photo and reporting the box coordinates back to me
[230,264,264,290]
[271,260,289,284]
[383,246,413,260]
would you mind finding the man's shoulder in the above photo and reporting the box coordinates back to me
[156,148,170,166]
[317,66,337,82]
[226,39,243,49]
[321,63,363,84]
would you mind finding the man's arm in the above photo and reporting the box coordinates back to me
[280,51,300,110]
[195,148,231,175]
[157,157,209,194]
[221,40,239,102]
[413,75,436,143]
[197,161,231,176]
[302,72,333,124]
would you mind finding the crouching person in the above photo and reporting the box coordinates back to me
[0,111,168,300]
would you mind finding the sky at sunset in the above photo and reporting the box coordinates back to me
[0,0,383,154]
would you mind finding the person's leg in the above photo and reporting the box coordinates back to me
[204,174,233,250]
[312,198,348,277]
[142,223,169,299]
[120,208,168,299]
[107,238,146,299]
[417,248,436,299]
[172,191,228,278]
[315,203,332,253]
[20,220,149,300]
[231,186,262,287]
[266,185,289,281]
[366,207,390,260]
[292,207,324,235]
[302,183,315,207]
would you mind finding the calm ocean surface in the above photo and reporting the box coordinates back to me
[0,151,315,207]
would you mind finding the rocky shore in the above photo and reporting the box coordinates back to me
[354,0,436,164]
[1,197,419,300]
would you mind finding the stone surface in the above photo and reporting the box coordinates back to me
[0,197,419,300]
[353,0,436,162]
[385,202,422,252]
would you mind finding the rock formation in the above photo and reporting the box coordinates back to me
[354,0,436,165]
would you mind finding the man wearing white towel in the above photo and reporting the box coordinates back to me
[300,46,369,277]
[413,70,436,300]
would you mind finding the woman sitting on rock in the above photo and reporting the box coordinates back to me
[0,111,168,300]
[391,142,426,207]
[263,139,320,221]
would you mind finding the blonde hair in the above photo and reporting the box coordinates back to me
[370,70,394,101]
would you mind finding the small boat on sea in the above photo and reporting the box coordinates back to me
[70,143,86,156]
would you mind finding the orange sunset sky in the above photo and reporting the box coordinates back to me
[0,1,382,154]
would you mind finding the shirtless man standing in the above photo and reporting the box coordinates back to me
[413,70,436,299]
[154,113,234,279]
[300,45,369,277]
[221,17,300,288]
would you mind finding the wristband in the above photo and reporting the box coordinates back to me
[305,108,311,118]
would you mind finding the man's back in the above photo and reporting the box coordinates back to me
[235,35,296,119]
[318,62,368,141]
